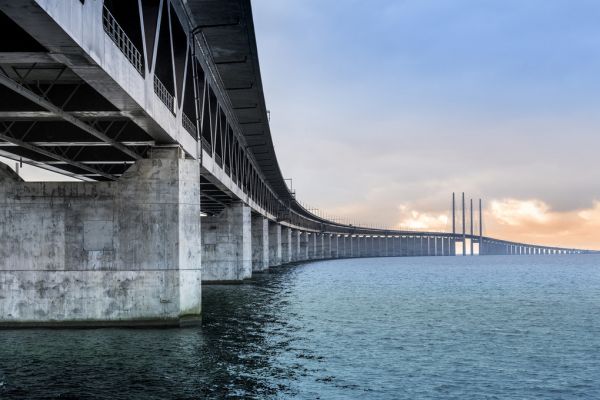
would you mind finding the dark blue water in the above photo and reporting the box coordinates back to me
[1,255,599,399]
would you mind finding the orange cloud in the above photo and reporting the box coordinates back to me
[485,199,600,250]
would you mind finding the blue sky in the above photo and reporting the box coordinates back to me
[252,0,600,247]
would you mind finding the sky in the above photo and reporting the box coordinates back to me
[3,0,599,250]
[249,0,600,250]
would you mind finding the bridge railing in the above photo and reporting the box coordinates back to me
[182,112,197,138]
[153,75,175,115]
[102,5,144,76]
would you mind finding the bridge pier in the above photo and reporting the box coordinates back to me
[339,235,346,258]
[332,235,339,258]
[281,227,292,264]
[268,222,282,266]
[299,232,309,261]
[251,215,269,272]
[317,233,325,259]
[291,230,301,262]
[307,233,316,260]
[321,234,330,258]
[359,236,366,257]
[201,202,252,283]
[427,237,434,256]
[401,236,408,256]
[0,151,202,327]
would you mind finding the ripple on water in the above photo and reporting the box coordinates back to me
[1,255,600,399]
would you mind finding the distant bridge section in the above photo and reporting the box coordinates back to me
[0,0,595,328]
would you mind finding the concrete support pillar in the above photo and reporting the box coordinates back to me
[436,237,443,256]
[291,230,301,262]
[371,236,378,257]
[268,222,282,266]
[371,236,376,257]
[339,235,346,258]
[251,215,269,272]
[300,232,309,261]
[427,237,434,256]
[202,202,252,282]
[324,233,330,258]
[372,236,378,257]
[316,233,324,259]
[281,227,292,264]
[332,235,339,258]
[0,150,202,327]
[357,236,364,257]
[401,236,408,256]
[307,233,316,260]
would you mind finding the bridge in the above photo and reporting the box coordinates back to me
[0,0,594,327]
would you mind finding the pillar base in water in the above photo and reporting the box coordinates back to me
[0,150,202,327]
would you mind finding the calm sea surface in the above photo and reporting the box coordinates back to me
[1,255,600,399]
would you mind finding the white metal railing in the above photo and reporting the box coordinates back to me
[153,75,175,115]
[102,5,143,76]
[182,112,197,137]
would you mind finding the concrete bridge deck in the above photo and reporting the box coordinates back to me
[0,0,595,327]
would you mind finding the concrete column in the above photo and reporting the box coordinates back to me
[349,236,355,257]
[0,150,202,327]
[369,236,375,257]
[268,222,282,266]
[339,235,346,258]
[356,236,365,257]
[299,232,309,261]
[332,235,339,258]
[371,236,376,257]
[371,236,377,257]
[281,226,292,264]
[202,202,252,282]
[331,234,336,258]
[251,215,269,272]
[308,233,317,259]
[291,230,301,262]
[427,237,434,256]
[361,236,366,257]
[316,233,324,259]
[323,234,332,258]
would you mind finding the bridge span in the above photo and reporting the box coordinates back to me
[0,0,594,327]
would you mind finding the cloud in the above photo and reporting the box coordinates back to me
[485,199,600,249]
[396,205,449,231]
[490,199,550,226]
